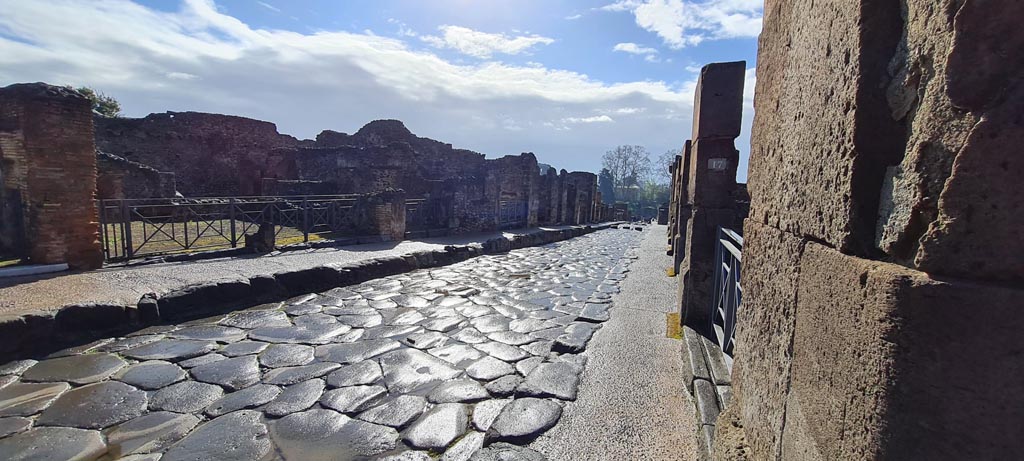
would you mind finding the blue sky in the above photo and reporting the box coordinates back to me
[0,0,761,181]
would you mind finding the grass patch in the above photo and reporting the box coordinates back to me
[666,312,683,339]
[0,258,22,268]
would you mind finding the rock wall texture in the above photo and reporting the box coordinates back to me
[96,151,176,199]
[0,83,102,268]
[719,0,1024,459]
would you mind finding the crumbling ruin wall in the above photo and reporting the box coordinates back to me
[96,151,176,199]
[0,83,102,268]
[562,171,597,224]
[717,1,1024,460]
[94,112,302,196]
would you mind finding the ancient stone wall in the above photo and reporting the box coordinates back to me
[95,112,302,196]
[0,83,102,268]
[717,1,1024,459]
[96,151,176,199]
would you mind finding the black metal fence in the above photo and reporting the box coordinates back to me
[97,195,360,262]
[710,227,743,355]
[499,200,528,229]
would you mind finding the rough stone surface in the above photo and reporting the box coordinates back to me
[105,411,200,457]
[149,381,224,413]
[428,379,489,404]
[0,417,30,438]
[517,362,580,401]
[0,382,70,417]
[379,349,462,394]
[258,343,314,368]
[0,427,106,461]
[162,410,271,461]
[204,384,280,417]
[269,408,398,460]
[115,360,186,390]
[20,354,126,385]
[472,399,511,432]
[487,398,562,443]
[402,403,469,450]
[265,379,326,417]
[326,360,383,388]
[356,395,426,428]
[320,385,387,413]
[189,355,260,390]
[123,340,217,362]
[37,381,147,429]
[262,362,340,386]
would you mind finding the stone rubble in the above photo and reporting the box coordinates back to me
[0,229,639,459]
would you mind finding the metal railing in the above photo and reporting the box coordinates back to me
[97,195,362,262]
[710,227,743,355]
[405,198,451,234]
[499,200,528,229]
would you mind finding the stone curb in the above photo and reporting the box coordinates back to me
[681,326,733,461]
[0,223,618,362]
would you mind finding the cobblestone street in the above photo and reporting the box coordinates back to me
[0,228,644,460]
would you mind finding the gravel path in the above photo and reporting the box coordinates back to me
[529,224,699,460]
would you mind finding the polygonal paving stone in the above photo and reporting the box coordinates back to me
[452,328,489,344]
[105,411,200,458]
[484,375,522,398]
[0,417,30,438]
[356,395,426,428]
[392,295,429,309]
[473,342,529,362]
[400,331,447,350]
[0,360,36,376]
[315,339,401,364]
[37,381,147,429]
[428,379,489,404]
[486,330,536,346]
[334,313,383,328]
[265,379,325,417]
[442,430,485,461]
[378,349,462,394]
[420,316,464,333]
[0,381,70,417]
[269,408,398,460]
[220,309,292,329]
[320,385,387,413]
[190,355,260,390]
[470,315,510,334]
[0,427,106,461]
[578,303,611,323]
[402,403,469,450]
[553,322,599,353]
[428,344,485,367]
[177,352,226,368]
[149,381,224,413]
[508,318,557,334]
[248,323,351,345]
[115,360,186,390]
[388,309,426,326]
[517,362,581,401]
[220,341,269,357]
[285,303,323,316]
[469,442,546,461]
[21,353,126,385]
[465,356,515,381]
[515,357,543,377]
[123,339,218,361]
[171,325,247,343]
[262,362,340,386]
[362,325,422,340]
[486,397,562,443]
[530,326,566,341]
[259,343,314,368]
[326,360,382,388]
[163,410,272,461]
[204,384,280,417]
[471,399,511,432]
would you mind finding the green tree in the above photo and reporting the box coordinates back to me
[601,145,651,199]
[69,86,121,117]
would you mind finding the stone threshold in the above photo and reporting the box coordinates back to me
[0,223,620,363]
[681,325,733,459]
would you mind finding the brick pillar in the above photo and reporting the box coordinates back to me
[717,1,1024,460]
[678,62,745,329]
[0,83,102,269]
[356,189,406,241]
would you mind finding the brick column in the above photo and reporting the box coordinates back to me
[678,62,746,330]
[0,83,102,269]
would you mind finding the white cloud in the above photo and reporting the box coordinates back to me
[256,1,279,13]
[0,0,708,174]
[602,0,762,49]
[563,115,614,124]
[612,42,658,55]
[420,25,554,59]
[565,13,583,20]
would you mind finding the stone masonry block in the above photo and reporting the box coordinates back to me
[691,61,746,141]
[680,207,739,329]
[728,220,804,461]
[786,242,1024,460]
[747,0,904,255]
[687,138,739,209]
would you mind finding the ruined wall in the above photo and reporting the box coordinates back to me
[563,172,597,224]
[0,83,102,268]
[95,112,302,196]
[718,1,1024,459]
[96,151,176,199]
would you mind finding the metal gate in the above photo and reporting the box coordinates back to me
[498,200,528,229]
[710,227,743,355]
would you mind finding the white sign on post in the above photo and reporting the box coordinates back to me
[708,158,728,171]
